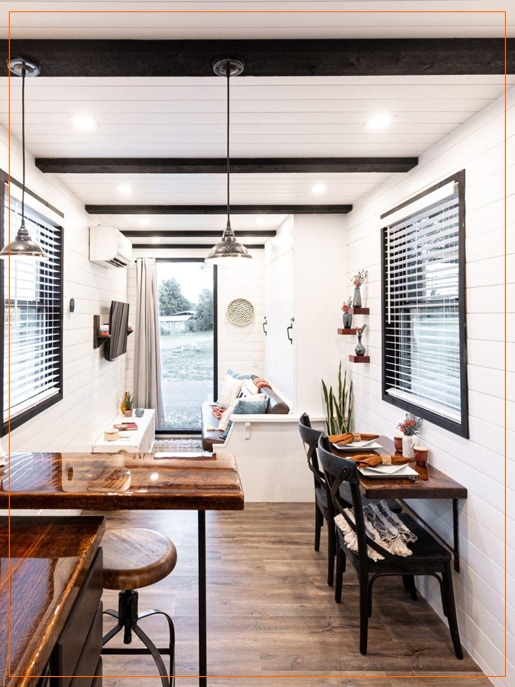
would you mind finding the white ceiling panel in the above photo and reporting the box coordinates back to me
[0,3,513,247]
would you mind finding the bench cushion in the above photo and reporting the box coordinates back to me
[201,383,289,451]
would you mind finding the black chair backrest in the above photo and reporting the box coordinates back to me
[317,433,372,567]
[298,413,324,486]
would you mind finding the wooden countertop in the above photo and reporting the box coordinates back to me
[0,515,105,687]
[0,451,244,511]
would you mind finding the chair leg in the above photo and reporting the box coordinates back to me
[334,546,344,603]
[441,563,464,659]
[359,573,370,655]
[402,574,418,600]
[326,520,336,587]
[314,504,323,551]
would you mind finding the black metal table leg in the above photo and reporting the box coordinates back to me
[452,498,460,573]
[198,510,207,687]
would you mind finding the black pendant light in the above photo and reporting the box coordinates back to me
[205,58,252,264]
[0,57,48,260]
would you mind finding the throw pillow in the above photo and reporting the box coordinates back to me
[220,397,270,440]
[218,393,265,431]
[227,369,254,380]
[253,378,272,391]
[217,374,244,408]
[239,378,259,397]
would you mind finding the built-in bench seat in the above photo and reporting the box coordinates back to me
[201,373,317,502]
[201,383,290,451]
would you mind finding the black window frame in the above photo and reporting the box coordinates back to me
[381,170,469,438]
[0,169,64,435]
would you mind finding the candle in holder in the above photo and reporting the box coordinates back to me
[413,445,428,465]
[393,435,403,453]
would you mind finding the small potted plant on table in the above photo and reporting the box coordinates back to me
[120,391,135,417]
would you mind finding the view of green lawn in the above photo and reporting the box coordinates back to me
[159,330,214,431]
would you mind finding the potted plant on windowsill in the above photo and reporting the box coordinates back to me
[120,391,135,417]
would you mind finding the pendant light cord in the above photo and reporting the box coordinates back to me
[226,65,231,225]
[20,66,26,227]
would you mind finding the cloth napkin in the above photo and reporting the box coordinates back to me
[346,453,412,468]
[328,432,379,444]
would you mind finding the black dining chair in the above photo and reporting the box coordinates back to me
[317,433,463,659]
[298,413,336,586]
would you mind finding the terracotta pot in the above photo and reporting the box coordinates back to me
[413,445,428,465]
[393,435,403,453]
[123,409,133,417]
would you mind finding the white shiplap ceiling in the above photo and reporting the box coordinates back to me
[0,1,513,248]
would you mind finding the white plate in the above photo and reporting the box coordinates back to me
[332,440,383,451]
[358,464,418,479]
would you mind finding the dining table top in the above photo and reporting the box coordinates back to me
[0,450,245,511]
[332,435,467,501]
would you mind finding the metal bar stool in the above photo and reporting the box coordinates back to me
[101,528,177,687]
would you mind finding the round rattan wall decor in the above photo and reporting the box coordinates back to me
[226,298,254,326]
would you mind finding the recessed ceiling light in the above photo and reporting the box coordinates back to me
[117,184,132,195]
[151,236,161,244]
[72,114,98,130]
[366,114,392,131]
[311,183,327,195]
[140,217,150,226]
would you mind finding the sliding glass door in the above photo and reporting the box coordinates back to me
[156,259,215,433]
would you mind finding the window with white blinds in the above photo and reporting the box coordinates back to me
[1,173,63,433]
[381,170,469,438]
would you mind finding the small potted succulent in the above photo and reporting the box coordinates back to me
[120,391,135,417]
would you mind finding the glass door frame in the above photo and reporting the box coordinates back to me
[155,257,218,436]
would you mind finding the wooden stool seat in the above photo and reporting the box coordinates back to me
[101,527,177,687]
[102,528,177,590]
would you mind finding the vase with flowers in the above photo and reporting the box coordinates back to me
[341,297,353,328]
[355,323,367,356]
[397,413,422,459]
[352,269,368,307]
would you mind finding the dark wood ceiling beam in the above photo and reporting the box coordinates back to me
[1,39,511,76]
[36,157,418,174]
[122,230,276,238]
[134,243,266,250]
[86,204,352,215]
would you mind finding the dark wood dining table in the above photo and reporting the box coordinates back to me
[0,450,244,687]
[332,436,468,571]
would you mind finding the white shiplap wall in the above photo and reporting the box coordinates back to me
[215,251,266,387]
[343,87,514,680]
[0,125,128,454]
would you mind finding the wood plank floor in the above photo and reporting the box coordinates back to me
[94,504,491,687]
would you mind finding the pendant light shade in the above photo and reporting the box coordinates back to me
[0,57,48,260]
[205,58,252,265]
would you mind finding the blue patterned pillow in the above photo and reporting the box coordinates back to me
[220,398,269,440]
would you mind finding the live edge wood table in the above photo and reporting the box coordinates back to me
[333,436,468,572]
[0,514,105,687]
[0,450,244,687]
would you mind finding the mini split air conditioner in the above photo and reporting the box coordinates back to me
[89,226,134,268]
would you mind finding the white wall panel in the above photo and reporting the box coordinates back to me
[344,87,514,680]
[1,126,128,454]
